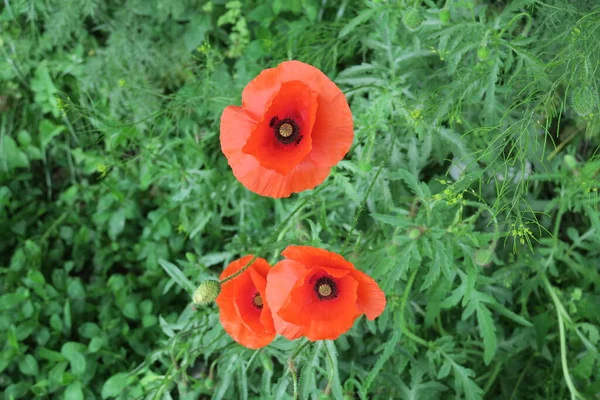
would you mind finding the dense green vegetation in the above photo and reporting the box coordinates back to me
[1,0,599,399]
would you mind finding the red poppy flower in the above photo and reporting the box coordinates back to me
[265,246,386,341]
[216,256,275,349]
[220,60,354,198]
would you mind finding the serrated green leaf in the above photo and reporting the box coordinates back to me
[158,259,195,293]
[476,303,497,365]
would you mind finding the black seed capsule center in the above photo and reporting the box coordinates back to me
[270,116,302,145]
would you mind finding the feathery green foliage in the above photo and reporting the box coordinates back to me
[1,0,600,399]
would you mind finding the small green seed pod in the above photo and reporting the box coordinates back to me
[402,7,424,31]
[563,154,578,170]
[192,280,221,305]
[439,8,450,24]
[477,46,490,62]
[474,248,494,267]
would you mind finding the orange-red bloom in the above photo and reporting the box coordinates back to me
[216,256,275,349]
[220,60,354,198]
[265,246,386,341]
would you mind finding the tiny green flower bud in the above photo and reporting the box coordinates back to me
[407,227,423,240]
[563,154,578,170]
[477,46,489,62]
[571,86,597,117]
[402,7,424,31]
[439,9,450,24]
[359,160,373,172]
[474,248,494,267]
[192,280,221,305]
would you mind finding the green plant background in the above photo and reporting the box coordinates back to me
[1,0,599,399]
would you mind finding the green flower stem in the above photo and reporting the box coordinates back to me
[342,164,384,253]
[541,274,586,400]
[288,340,310,400]
[219,184,328,285]
[399,267,431,348]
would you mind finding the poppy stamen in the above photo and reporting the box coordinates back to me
[314,277,338,300]
[272,117,302,145]
[253,293,264,309]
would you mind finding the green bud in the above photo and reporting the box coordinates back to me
[571,86,597,117]
[205,378,215,389]
[17,130,32,147]
[477,46,489,62]
[474,248,494,267]
[439,9,450,24]
[358,160,372,172]
[402,7,424,31]
[407,227,422,240]
[563,154,578,170]
[193,280,221,305]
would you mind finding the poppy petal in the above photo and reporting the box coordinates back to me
[265,259,308,340]
[235,157,331,198]
[216,256,275,349]
[220,105,257,161]
[282,246,356,271]
[242,80,317,175]
[350,270,386,320]
[278,270,359,341]
[221,105,330,198]
[276,61,354,167]
[241,66,282,120]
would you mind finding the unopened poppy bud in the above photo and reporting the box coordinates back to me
[439,9,450,24]
[407,227,424,240]
[474,248,494,267]
[563,154,578,170]
[402,7,424,31]
[477,46,490,62]
[571,86,597,117]
[192,280,221,305]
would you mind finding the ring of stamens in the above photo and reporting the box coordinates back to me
[313,276,338,300]
[269,116,302,145]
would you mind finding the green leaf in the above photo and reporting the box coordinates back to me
[39,347,66,362]
[487,301,533,327]
[0,291,28,310]
[362,329,401,395]
[339,8,376,38]
[39,119,66,151]
[389,169,429,199]
[108,208,127,239]
[476,303,497,365]
[64,381,84,400]
[18,354,39,376]
[324,341,344,400]
[102,373,129,399]
[61,342,86,377]
[158,259,195,293]
[1,135,29,171]
[299,342,322,400]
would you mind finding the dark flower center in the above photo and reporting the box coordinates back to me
[269,116,302,145]
[253,293,263,309]
[313,277,338,300]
